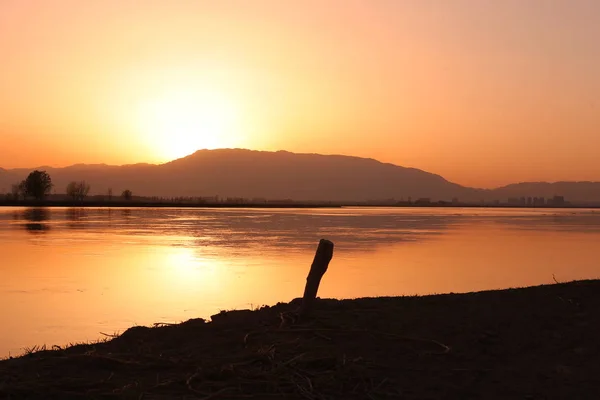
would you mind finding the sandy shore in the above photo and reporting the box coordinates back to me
[1,280,599,399]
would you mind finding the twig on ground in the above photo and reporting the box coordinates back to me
[99,332,120,339]
[153,322,177,327]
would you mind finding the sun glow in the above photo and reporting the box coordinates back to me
[138,89,241,161]
[159,246,223,291]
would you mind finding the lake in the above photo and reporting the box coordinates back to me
[1,206,599,357]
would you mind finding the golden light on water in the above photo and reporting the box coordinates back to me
[2,207,600,357]
[160,246,223,294]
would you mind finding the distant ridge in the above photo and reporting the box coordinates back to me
[491,181,600,203]
[1,149,599,203]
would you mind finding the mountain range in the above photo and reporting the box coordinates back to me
[1,149,599,203]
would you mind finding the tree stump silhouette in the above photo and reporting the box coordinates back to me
[300,239,334,316]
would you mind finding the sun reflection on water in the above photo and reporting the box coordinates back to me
[160,246,223,293]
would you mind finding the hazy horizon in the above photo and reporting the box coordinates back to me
[2,147,600,191]
[2,1,600,188]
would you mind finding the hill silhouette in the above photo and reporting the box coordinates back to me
[1,149,599,203]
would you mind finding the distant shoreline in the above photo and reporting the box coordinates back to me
[0,200,598,209]
[0,200,341,208]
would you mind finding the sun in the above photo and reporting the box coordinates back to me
[138,89,241,160]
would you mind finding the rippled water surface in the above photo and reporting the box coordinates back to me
[1,206,599,356]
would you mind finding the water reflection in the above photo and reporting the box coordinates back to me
[2,207,461,252]
[93,208,459,254]
[492,212,600,233]
[66,208,87,230]
[0,207,600,357]
[6,206,600,250]
[20,208,51,233]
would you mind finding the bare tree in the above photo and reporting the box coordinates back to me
[107,188,113,201]
[66,182,78,200]
[66,181,91,201]
[11,183,21,201]
[121,189,133,201]
[11,181,28,200]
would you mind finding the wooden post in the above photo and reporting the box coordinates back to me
[300,239,334,316]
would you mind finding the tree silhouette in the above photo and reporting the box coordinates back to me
[18,181,27,200]
[66,182,77,200]
[66,181,91,201]
[10,181,28,200]
[24,170,53,200]
[107,188,113,201]
[11,183,22,201]
[121,189,133,200]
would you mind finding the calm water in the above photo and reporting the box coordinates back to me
[1,206,599,357]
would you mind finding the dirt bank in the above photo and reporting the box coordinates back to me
[1,280,599,399]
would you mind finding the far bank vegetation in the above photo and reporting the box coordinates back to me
[66,181,91,201]
[2,171,140,203]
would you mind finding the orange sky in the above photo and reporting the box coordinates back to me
[1,0,599,188]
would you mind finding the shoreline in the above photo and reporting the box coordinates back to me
[1,201,341,209]
[1,280,599,398]
[1,201,598,209]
